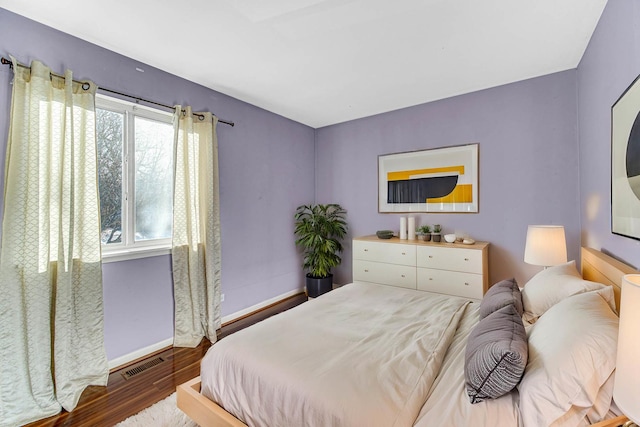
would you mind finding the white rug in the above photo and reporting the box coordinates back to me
[115,392,198,427]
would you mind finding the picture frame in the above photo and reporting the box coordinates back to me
[378,143,479,213]
[612,73,640,240]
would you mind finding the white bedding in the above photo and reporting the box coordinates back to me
[200,282,470,427]
[414,302,522,427]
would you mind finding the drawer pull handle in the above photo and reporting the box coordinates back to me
[364,249,369,252]
[464,282,469,286]
[401,275,405,278]
[464,258,469,261]
[402,252,406,255]
[428,255,433,259]
[429,278,433,281]
[364,269,369,272]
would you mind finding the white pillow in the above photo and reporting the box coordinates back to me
[585,371,615,424]
[518,291,619,427]
[521,260,613,322]
[552,371,615,427]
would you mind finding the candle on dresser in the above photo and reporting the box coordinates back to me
[400,217,407,239]
[408,217,416,240]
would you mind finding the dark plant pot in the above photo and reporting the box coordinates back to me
[421,233,432,242]
[306,274,333,298]
[432,233,441,242]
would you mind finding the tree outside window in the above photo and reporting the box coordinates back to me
[96,95,173,258]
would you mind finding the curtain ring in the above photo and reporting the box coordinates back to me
[198,114,205,121]
[82,82,90,91]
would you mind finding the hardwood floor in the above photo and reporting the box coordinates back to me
[27,293,307,427]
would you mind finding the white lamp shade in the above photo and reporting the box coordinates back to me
[524,225,567,267]
[614,274,640,424]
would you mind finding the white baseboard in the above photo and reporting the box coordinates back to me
[108,337,174,371]
[108,288,304,371]
[221,288,304,325]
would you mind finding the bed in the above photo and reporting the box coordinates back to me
[177,247,637,427]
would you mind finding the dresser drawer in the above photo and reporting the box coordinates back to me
[353,240,416,266]
[353,260,417,289]
[416,245,482,274]
[417,268,483,299]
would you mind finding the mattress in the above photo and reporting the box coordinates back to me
[200,282,471,427]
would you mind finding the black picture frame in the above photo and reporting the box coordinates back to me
[612,73,640,240]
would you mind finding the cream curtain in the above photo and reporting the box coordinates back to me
[172,107,222,347]
[0,59,108,426]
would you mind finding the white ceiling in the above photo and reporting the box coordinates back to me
[0,0,607,128]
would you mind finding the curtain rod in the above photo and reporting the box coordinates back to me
[1,57,235,127]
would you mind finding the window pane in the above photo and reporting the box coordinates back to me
[96,109,124,245]
[134,116,173,241]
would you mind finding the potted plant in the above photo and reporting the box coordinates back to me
[294,204,348,298]
[417,225,432,241]
[432,224,442,242]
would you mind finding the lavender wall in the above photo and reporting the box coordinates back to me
[316,71,580,287]
[577,0,640,269]
[3,1,636,364]
[0,9,315,361]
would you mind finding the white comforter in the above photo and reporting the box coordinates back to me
[414,302,522,427]
[200,282,470,427]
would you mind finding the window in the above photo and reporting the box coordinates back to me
[96,95,174,261]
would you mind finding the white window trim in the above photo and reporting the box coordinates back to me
[96,94,174,263]
[101,244,171,263]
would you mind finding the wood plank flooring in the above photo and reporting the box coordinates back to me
[26,292,307,427]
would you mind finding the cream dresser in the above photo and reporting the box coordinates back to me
[352,235,490,299]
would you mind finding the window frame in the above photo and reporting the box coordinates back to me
[96,94,174,263]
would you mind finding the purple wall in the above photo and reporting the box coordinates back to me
[2,0,638,363]
[577,0,640,269]
[0,9,315,361]
[316,71,581,287]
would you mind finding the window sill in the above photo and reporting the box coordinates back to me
[102,245,171,263]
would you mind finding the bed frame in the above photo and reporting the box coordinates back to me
[581,247,636,312]
[177,376,246,427]
[176,247,638,427]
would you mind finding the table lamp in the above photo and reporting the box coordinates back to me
[614,274,640,426]
[524,225,567,268]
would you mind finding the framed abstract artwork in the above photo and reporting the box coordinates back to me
[378,144,479,213]
[612,74,640,240]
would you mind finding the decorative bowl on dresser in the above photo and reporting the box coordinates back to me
[352,235,490,299]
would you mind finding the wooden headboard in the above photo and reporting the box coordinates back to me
[581,247,638,312]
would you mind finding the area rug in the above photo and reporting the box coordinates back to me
[115,392,198,427]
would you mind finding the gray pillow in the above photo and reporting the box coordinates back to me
[465,304,528,403]
[479,278,523,320]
